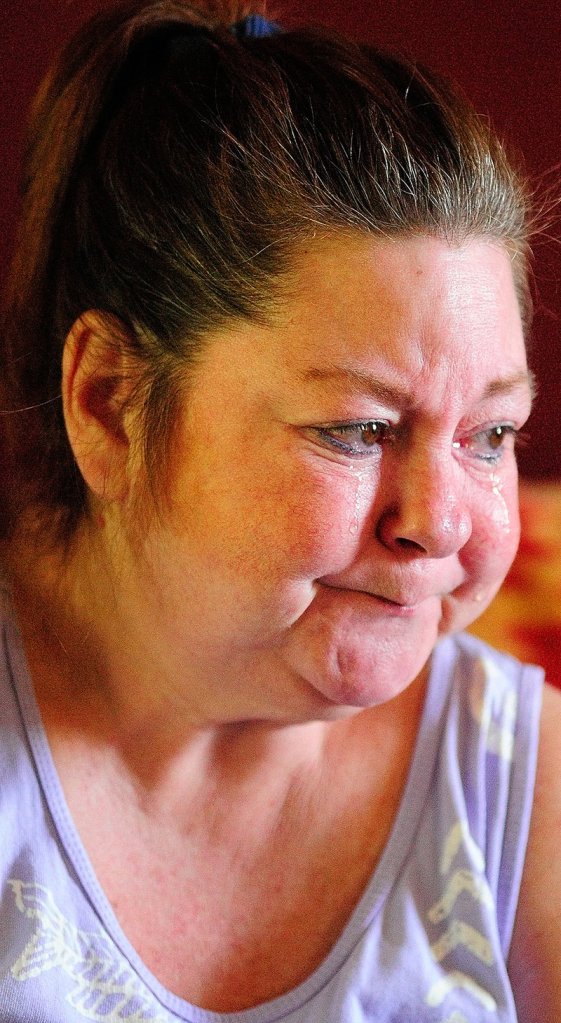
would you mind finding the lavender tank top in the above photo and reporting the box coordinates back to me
[0,602,542,1023]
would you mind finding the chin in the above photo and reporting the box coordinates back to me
[301,649,432,711]
[280,599,440,711]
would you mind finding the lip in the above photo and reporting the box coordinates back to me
[370,594,424,614]
[364,593,433,617]
[319,583,437,616]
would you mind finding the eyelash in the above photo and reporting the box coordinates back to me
[312,421,519,463]
[314,421,391,458]
[453,424,518,463]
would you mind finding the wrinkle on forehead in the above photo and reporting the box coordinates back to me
[302,365,535,414]
[276,235,531,420]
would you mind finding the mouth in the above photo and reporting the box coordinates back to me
[373,594,419,609]
[368,593,432,616]
[319,583,438,616]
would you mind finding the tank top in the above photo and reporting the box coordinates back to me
[0,601,542,1022]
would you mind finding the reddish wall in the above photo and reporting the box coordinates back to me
[2,1,560,477]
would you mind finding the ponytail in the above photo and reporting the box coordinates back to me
[2,0,269,540]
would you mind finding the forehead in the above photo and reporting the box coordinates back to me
[269,232,529,406]
[186,232,530,422]
[285,231,521,339]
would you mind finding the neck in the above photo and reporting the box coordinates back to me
[5,520,335,784]
[4,516,429,812]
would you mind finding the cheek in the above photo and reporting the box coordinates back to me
[464,477,521,589]
[240,462,369,579]
[442,478,520,636]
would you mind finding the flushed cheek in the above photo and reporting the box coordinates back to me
[294,464,380,556]
[487,472,514,534]
[346,468,377,537]
[446,481,520,631]
[244,463,373,579]
[474,476,520,574]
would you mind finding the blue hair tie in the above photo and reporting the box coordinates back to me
[232,14,280,39]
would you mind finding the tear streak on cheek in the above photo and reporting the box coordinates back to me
[349,470,376,538]
[488,474,512,534]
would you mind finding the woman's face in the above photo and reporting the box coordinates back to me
[121,234,533,721]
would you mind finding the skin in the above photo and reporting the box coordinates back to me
[11,233,561,1013]
[63,233,531,730]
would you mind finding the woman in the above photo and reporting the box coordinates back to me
[1,2,559,1019]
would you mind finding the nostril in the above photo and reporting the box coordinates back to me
[395,536,427,552]
[377,501,471,559]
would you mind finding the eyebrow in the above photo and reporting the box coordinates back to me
[303,366,536,408]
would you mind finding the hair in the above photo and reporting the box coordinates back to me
[1,0,531,544]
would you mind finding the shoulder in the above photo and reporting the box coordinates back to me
[509,682,561,1020]
[445,632,543,758]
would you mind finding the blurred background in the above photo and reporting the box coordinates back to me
[2,0,560,478]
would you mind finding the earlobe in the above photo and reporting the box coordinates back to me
[62,311,137,503]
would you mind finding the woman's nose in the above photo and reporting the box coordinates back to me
[375,449,472,558]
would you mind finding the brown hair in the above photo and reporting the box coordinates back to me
[1,0,530,543]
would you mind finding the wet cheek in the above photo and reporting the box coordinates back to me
[347,468,378,536]
[443,484,520,635]
[245,465,365,574]
[487,471,516,533]
[464,482,521,589]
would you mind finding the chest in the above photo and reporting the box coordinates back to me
[60,756,405,1013]
[34,659,425,1013]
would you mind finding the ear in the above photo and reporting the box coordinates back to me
[62,311,138,503]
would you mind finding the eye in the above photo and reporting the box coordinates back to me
[453,424,517,463]
[313,420,391,458]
